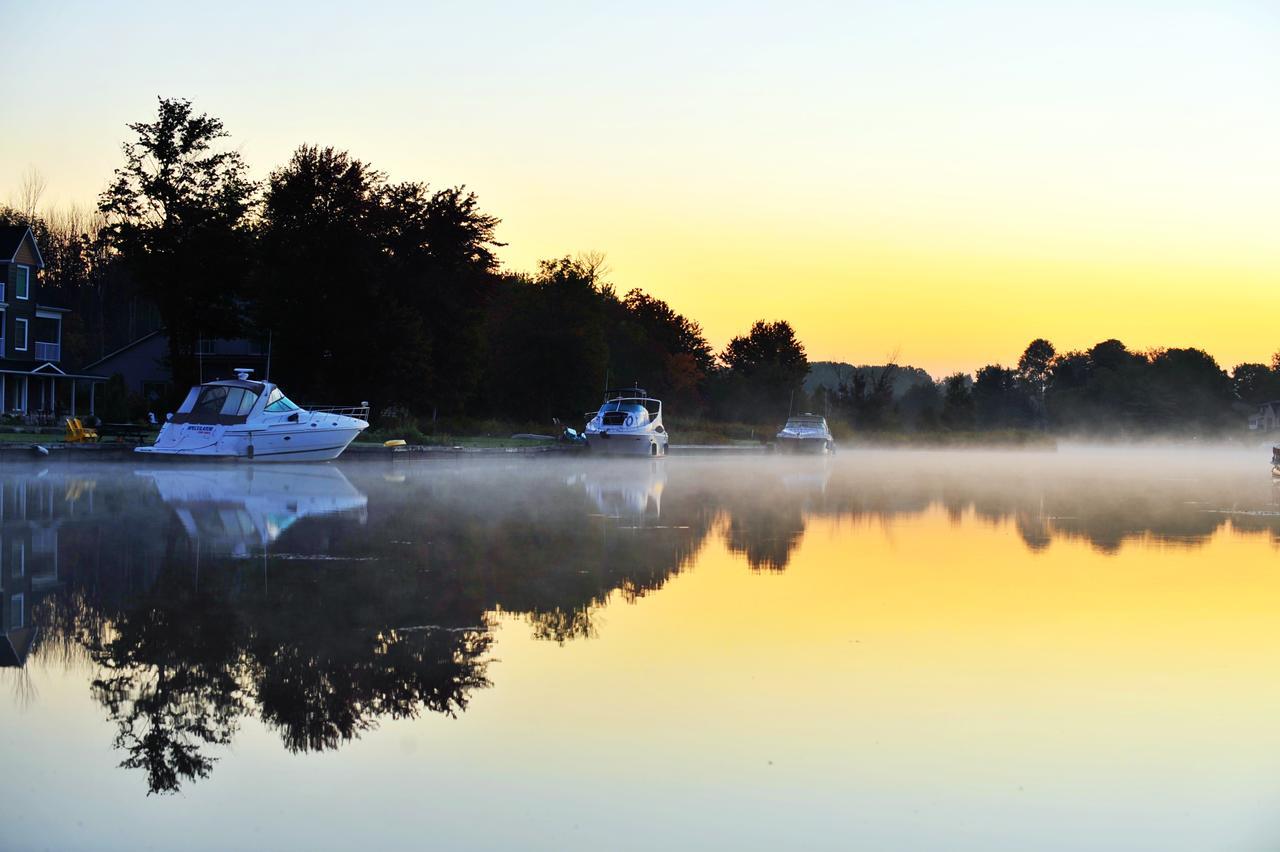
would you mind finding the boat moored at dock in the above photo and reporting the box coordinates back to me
[584,388,668,457]
[775,414,835,454]
[136,370,368,461]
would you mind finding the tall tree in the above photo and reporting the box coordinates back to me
[483,258,609,421]
[381,182,502,415]
[719,320,809,421]
[939,373,975,430]
[98,97,256,390]
[257,145,424,408]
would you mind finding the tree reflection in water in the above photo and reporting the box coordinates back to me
[4,452,1280,794]
[89,589,248,793]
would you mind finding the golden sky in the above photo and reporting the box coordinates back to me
[3,2,1277,376]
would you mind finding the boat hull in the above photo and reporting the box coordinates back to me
[775,436,834,454]
[136,425,365,462]
[586,431,668,457]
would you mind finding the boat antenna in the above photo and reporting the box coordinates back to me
[265,330,272,382]
[788,389,795,417]
[197,331,204,384]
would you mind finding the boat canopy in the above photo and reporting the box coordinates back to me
[599,398,660,418]
[172,381,264,425]
[784,415,827,427]
[605,387,648,400]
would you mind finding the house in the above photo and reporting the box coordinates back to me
[0,225,106,417]
[1249,401,1280,433]
[85,329,269,408]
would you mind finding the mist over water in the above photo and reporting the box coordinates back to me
[1,448,1279,851]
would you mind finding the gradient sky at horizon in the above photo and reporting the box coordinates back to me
[2,1,1277,376]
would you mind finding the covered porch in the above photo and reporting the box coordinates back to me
[1,364,108,424]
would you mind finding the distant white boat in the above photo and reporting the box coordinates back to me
[775,414,835,454]
[136,369,368,461]
[584,387,669,457]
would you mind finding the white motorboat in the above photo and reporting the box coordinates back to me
[136,369,369,462]
[584,387,669,457]
[775,414,835,454]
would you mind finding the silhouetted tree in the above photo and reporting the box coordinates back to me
[1017,338,1055,426]
[98,97,256,390]
[939,373,975,430]
[382,182,503,415]
[836,365,897,430]
[257,145,435,409]
[898,380,942,431]
[483,257,609,420]
[604,288,714,414]
[972,365,1033,428]
[1233,362,1280,405]
[718,320,808,421]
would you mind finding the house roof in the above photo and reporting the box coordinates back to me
[0,225,45,268]
[83,328,164,371]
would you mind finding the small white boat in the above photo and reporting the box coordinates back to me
[584,387,669,457]
[136,369,369,462]
[775,414,835,454]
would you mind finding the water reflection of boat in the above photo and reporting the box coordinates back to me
[580,462,668,521]
[780,458,833,495]
[136,465,368,555]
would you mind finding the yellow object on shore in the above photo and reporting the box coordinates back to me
[383,439,407,448]
[64,418,99,443]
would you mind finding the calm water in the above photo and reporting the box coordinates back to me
[3,449,1280,851]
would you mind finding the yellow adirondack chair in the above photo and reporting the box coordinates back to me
[64,418,99,443]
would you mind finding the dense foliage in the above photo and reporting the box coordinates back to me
[4,97,1272,436]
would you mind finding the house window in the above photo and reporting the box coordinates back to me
[15,266,30,300]
[14,319,27,351]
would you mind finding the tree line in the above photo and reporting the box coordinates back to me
[4,96,1273,435]
[4,97,807,426]
[825,337,1280,437]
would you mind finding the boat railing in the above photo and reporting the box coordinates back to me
[306,403,371,420]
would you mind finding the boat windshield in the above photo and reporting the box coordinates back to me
[786,418,826,428]
[264,388,301,413]
[600,399,660,417]
[186,386,261,420]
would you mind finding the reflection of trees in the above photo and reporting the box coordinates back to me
[11,458,1280,795]
[88,589,247,794]
[78,557,494,793]
[724,504,805,572]
[254,626,491,753]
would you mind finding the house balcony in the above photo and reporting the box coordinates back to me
[34,342,59,362]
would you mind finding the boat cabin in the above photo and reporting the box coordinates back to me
[597,397,661,427]
[172,378,301,425]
